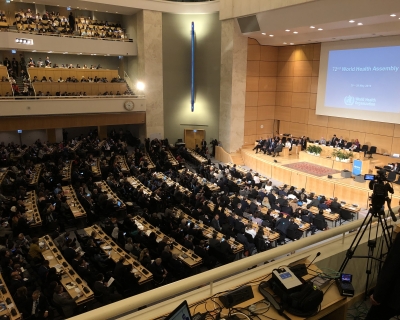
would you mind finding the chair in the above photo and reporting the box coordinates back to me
[344,142,352,149]
[360,145,369,156]
[387,171,397,182]
[366,146,377,158]
[339,209,354,225]
[274,145,283,156]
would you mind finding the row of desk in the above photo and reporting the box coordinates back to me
[28,164,42,186]
[94,181,126,210]
[143,152,155,170]
[126,176,161,201]
[83,225,153,285]
[178,169,220,192]
[115,155,130,173]
[187,149,208,164]
[172,208,244,255]
[90,158,102,179]
[132,216,203,268]
[153,172,192,197]
[0,274,21,320]
[40,236,94,304]
[165,150,179,167]
[62,186,87,219]
[24,191,42,227]
[61,161,73,183]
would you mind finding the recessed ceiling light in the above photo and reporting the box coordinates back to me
[57,4,59,6]
[318,28,323,31]
[349,20,355,23]
[390,14,396,17]
[261,32,266,35]
[63,52,68,54]
[357,22,363,26]
[269,35,274,37]
[48,51,53,53]
[293,31,298,34]
[285,29,290,32]
[77,7,79,8]
[283,42,287,44]
[106,11,108,12]
[290,43,294,45]
[32,50,36,52]
[310,26,315,29]
[116,12,118,13]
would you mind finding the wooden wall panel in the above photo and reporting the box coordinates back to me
[244,134,257,145]
[293,61,313,77]
[366,121,394,137]
[310,77,318,93]
[259,61,278,77]
[256,120,274,135]
[245,107,257,122]
[294,45,314,61]
[247,44,261,60]
[307,125,328,140]
[277,61,294,77]
[364,133,393,154]
[274,106,291,120]
[276,77,293,92]
[292,93,310,108]
[276,92,292,106]
[244,121,257,136]
[246,77,259,92]
[291,108,309,124]
[293,77,311,93]
[309,94,317,109]
[391,137,400,154]
[278,46,296,62]
[313,44,321,60]
[245,92,259,106]
[257,106,275,120]
[308,112,328,127]
[290,172,307,190]
[0,112,146,131]
[258,92,276,106]
[260,46,278,61]
[258,77,276,92]
[348,131,366,144]
[394,124,400,138]
[247,61,260,77]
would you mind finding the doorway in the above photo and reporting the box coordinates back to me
[184,129,205,149]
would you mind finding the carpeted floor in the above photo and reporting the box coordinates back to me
[283,161,341,177]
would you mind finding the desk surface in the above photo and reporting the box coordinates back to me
[39,236,94,305]
[61,161,73,182]
[160,264,347,320]
[24,191,42,227]
[91,158,101,177]
[28,164,42,186]
[187,149,208,164]
[62,186,87,219]
[0,274,21,320]
[132,216,203,268]
[94,181,126,209]
[178,169,220,192]
[153,172,192,197]
[83,225,153,284]
[115,155,130,173]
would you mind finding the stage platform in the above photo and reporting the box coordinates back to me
[235,147,400,209]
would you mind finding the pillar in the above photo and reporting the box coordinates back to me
[98,126,108,140]
[137,10,164,139]
[46,129,57,144]
[219,19,248,153]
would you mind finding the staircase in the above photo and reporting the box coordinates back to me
[15,76,25,93]
[230,148,245,165]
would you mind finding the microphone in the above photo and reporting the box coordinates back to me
[307,252,321,268]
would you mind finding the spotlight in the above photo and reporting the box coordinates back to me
[136,81,145,91]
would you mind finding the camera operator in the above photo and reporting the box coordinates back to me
[368,170,394,211]
[365,232,400,319]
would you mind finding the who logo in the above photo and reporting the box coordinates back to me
[344,95,355,106]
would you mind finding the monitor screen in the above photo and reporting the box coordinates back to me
[164,300,192,320]
[341,273,352,283]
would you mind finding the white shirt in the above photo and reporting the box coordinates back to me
[245,228,257,238]
[253,176,260,184]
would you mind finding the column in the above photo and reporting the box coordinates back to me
[98,126,108,140]
[46,129,57,144]
[219,19,248,153]
[137,10,164,139]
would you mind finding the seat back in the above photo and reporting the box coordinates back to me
[387,171,397,182]
[361,145,368,152]
[369,146,377,154]
[339,209,353,221]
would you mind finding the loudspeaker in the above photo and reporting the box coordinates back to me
[237,15,260,33]
[327,175,332,179]
[219,285,254,308]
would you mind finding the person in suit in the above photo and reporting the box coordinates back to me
[330,197,341,213]
[201,139,207,153]
[37,260,50,283]
[330,134,337,146]
[319,137,326,145]
[313,210,328,231]
[150,258,168,285]
[275,215,290,244]
[27,290,51,320]
[365,233,400,320]
[113,257,127,283]
[307,195,320,209]
[237,229,256,256]
[272,140,284,157]
[53,285,81,318]
[93,273,122,304]
[253,137,264,154]
[211,214,221,232]
[218,236,236,262]
[169,253,188,280]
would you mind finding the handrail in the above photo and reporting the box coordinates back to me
[68,212,396,320]
[123,71,136,94]
[0,95,144,100]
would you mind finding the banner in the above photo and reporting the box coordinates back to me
[352,159,362,176]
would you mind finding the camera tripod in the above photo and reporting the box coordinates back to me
[338,202,394,299]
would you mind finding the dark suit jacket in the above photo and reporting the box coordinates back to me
[330,201,341,213]
[27,295,50,320]
[211,218,221,231]
[53,292,78,318]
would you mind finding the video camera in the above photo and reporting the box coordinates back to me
[364,169,387,182]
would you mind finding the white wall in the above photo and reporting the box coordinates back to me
[0,98,146,117]
[0,129,47,145]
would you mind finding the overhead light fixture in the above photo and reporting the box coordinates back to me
[48,51,53,53]
[357,22,363,25]
[318,28,323,31]
[261,32,266,35]
[15,38,33,45]
[32,50,36,52]
[349,20,355,23]
[290,43,294,45]
[293,31,298,34]
[285,29,290,32]
[390,14,396,17]
[63,52,68,54]
[136,81,145,91]
[269,34,274,37]
[283,42,287,44]
[310,26,315,29]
